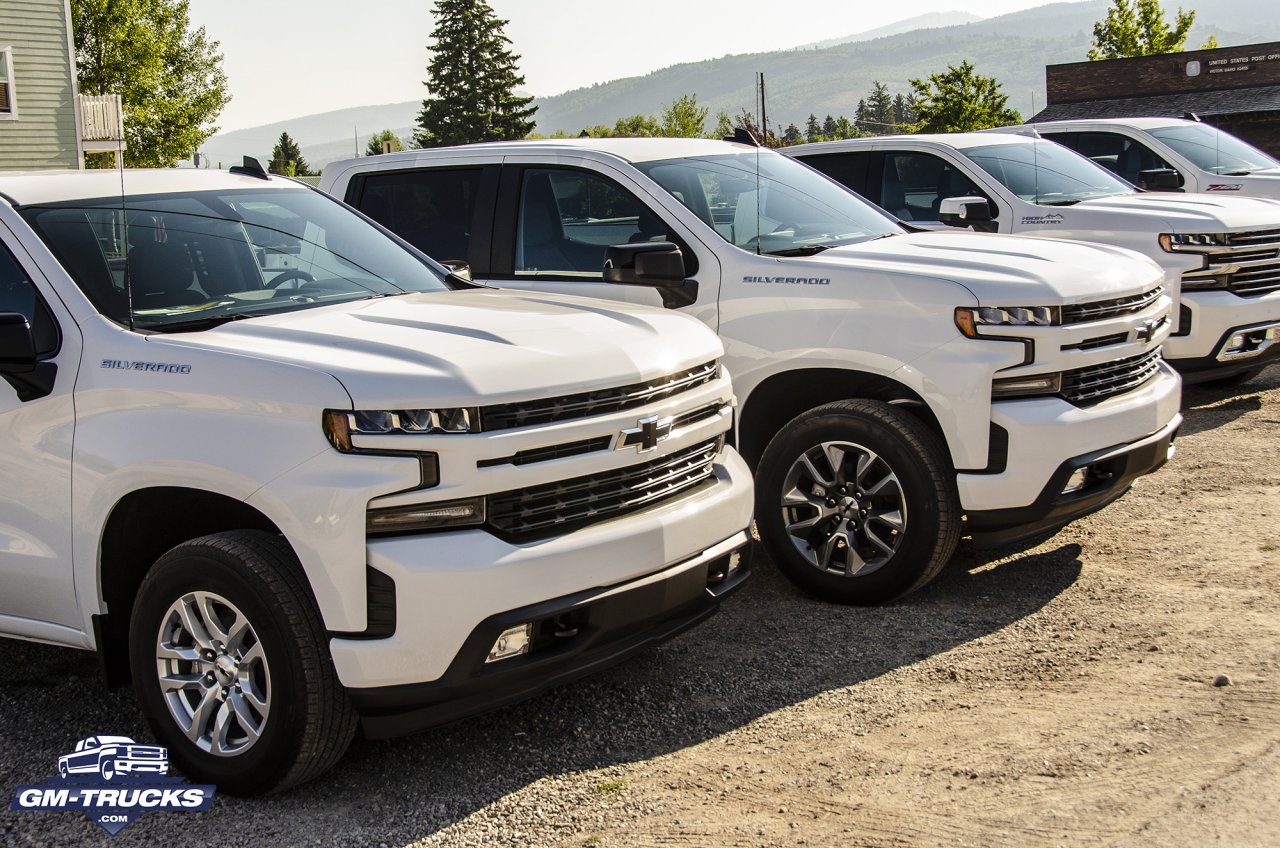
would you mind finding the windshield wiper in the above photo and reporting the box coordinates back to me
[1040,199,1081,206]
[766,244,835,257]
[142,312,263,333]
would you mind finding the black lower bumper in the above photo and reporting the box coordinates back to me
[965,423,1179,549]
[349,537,751,739]
[1172,321,1280,383]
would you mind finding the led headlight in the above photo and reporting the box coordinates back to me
[324,408,477,449]
[955,306,1058,338]
[367,497,486,536]
[1158,232,1224,252]
[991,372,1063,398]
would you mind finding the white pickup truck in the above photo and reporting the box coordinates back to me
[0,167,753,794]
[322,138,1182,607]
[789,133,1280,384]
[1024,117,1280,199]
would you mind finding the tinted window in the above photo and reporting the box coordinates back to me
[1147,123,1280,174]
[0,242,57,355]
[353,168,481,263]
[881,152,987,222]
[963,141,1134,204]
[1061,132,1173,184]
[516,169,658,276]
[23,188,449,332]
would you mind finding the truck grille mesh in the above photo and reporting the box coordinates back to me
[486,438,720,539]
[1060,347,1163,405]
[479,361,719,431]
[1061,287,1163,324]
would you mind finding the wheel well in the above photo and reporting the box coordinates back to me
[737,369,944,469]
[95,487,281,687]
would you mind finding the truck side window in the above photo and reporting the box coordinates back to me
[0,242,57,356]
[882,153,985,222]
[1069,132,1174,184]
[516,169,662,276]
[354,168,481,264]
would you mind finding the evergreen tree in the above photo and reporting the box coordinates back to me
[268,132,311,176]
[782,123,803,146]
[822,114,838,136]
[805,113,821,143]
[865,81,894,134]
[854,98,869,133]
[366,129,406,156]
[415,0,537,147]
[909,60,1021,133]
[72,0,229,167]
[1088,0,1195,59]
[892,93,916,128]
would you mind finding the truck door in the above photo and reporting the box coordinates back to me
[483,163,721,320]
[0,220,81,631]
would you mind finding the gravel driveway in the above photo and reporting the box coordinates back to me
[3,367,1278,848]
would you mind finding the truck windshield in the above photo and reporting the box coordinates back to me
[1147,123,1280,175]
[963,141,1136,205]
[22,187,450,332]
[635,153,901,256]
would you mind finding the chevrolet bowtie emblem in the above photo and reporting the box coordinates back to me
[1134,318,1159,342]
[617,415,674,453]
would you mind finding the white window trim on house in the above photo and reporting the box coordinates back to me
[0,44,17,121]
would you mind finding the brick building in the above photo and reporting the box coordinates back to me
[1030,41,1280,155]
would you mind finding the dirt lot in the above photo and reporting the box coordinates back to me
[2,367,1278,848]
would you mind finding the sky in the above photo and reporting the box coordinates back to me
[190,0,1067,133]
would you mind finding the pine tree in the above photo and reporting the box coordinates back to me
[854,98,869,133]
[268,132,311,176]
[782,123,803,146]
[822,114,838,136]
[892,93,916,128]
[415,0,537,147]
[865,81,894,134]
[805,113,821,143]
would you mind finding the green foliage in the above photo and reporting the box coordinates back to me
[1200,33,1220,49]
[366,129,406,156]
[415,0,537,147]
[659,94,710,138]
[892,93,917,128]
[713,110,733,139]
[782,123,803,145]
[268,132,312,176]
[1087,0,1195,60]
[805,114,821,143]
[71,0,229,168]
[908,60,1021,133]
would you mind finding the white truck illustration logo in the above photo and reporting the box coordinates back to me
[57,736,168,781]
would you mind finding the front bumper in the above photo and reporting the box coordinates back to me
[965,415,1180,547]
[350,532,751,738]
[1165,288,1280,375]
[1169,317,1280,382]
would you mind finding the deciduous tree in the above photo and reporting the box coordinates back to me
[415,0,537,147]
[660,94,709,138]
[71,0,229,167]
[909,60,1021,133]
[1087,0,1196,59]
[366,129,406,156]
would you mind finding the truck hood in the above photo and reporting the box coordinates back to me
[813,231,1163,305]
[1199,170,1280,200]
[1073,192,1280,231]
[146,289,723,408]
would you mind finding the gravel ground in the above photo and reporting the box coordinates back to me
[2,365,1278,848]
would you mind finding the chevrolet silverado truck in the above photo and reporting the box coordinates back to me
[790,132,1280,384]
[0,166,753,794]
[321,138,1182,607]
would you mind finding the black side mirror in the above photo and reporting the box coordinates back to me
[0,311,56,401]
[0,312,36,373]
[938,196,994,229]
[1137,169,1184,191]
[603,242,698,309]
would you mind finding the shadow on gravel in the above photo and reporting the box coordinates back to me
[0,543,1082,847]
[1178,364,1277,438]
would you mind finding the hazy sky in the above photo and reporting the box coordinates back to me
[190,0,1065,133]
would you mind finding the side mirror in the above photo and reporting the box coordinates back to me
[1137,169,1184,191]
[938,196,994,229]
[603,242,687,286]
[603,242,698,309]
[437,259,474,285]
[0,312,36,373]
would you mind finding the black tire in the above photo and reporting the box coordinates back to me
[756,400,961,605]
[128,530,357,795]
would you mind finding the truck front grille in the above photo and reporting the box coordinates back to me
[479,361,718,431]
[1060,347,1163,405]
[1183,231,1280,296]
[486,438,721,540]
[1061,287,1163,324]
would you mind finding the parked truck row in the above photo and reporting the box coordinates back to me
[1,117,1276,795]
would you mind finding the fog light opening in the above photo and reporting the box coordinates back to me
[486,623,532,663]
[1061,468,1090,495]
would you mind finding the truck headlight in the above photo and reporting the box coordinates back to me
[325,407,477,442]
[991,372,1063,398]
[954,306,1057,338]
[1158,232,1224,252]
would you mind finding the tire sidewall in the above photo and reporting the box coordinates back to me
[757,405,952,604]
[128,546,307,794]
